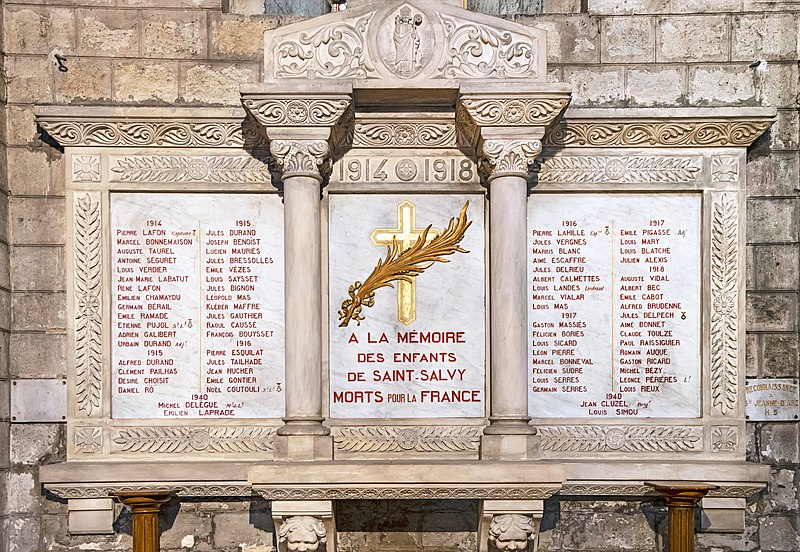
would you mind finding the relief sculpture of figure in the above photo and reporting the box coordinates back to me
[488,514,537,552]
[278,516,328,552]
[393,6,423,76]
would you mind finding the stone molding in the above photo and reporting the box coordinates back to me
[536,155,702,184]
[537,426,702,453]
[332,425,481,453]
[461,97,570,128]
[559,484,764,499]
[46,484,254,499]
[112,426,278,454]
[710,193,739,416]
[254,486,559,501]
[73,193,103,418]
[241,97,351,128]
[110,155,272,184]
[545,108,775,148]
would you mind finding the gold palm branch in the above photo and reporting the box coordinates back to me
[338,201,472,327]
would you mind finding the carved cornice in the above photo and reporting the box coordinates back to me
[480,139,542,180]
[559,484,764,499]
[255,486,559,501]
[461,97,570,127]
[270,140,331,181]
[46,484,254,499]
[39,119,265,148]
[546,120,773,148]
[241,97,351,128]
[112,426,277,454]
[537,426,701,453]
[333,425,481,453]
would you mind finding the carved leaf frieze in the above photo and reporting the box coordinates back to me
[353,123,456,148]
[438,14,538,79]
[275,13,376,79]
[242,98,351,127]
[111,156,272,183]
[112,427,277,454]
[461,98,568,126]
[546,121,773,148]
[333,426,480,453]
[537,156,701,184]
[40,121,262,148]
[711,194,739,415]
[74,193,102,417]
[538,426,701,453]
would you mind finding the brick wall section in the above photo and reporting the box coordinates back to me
[1,0,799,551]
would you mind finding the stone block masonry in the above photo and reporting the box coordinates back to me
[2,2,799,552]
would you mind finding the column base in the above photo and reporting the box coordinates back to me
[274,434,333,461]
[277,417,331,436]
[481,434,540,461]
[483,417,536,435]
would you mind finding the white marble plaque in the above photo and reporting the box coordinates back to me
[745,379,800,421]
[111,193,284,419]
[329,195,485,418]
[527,193,701,418]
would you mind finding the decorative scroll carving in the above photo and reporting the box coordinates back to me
[711,194,739,416]
[546,121,773,148]
[488,514,536,552]
[111,156,271,183]
[75,427,102,453]
[72,155,100,182]
[270,140,331,179]
[538,426,701,453]
[112,427,277,453]
[712,426,738,453]
[74,194,102,417]
[537,156,701,184]
[559,484,764,498]
[461,98,568,126]
[481,139,542,178]
[353,123,456,148]
[279,517,327,552]
[256,487,558,501]
[46,484,254,499]
[438,14,538,79]
[274,13,376,79]
[712,155,739,183]
[39,121,262,148]
[242,98,351,127]
[333,426,480,453]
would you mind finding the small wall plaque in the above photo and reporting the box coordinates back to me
[745,379,800,421]
[11,379,68,422]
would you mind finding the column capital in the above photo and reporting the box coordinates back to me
[241,92,354,182]
[480,139,543,181]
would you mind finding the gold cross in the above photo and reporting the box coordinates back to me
[371,201,440,325]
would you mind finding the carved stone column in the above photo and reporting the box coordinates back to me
[242,91,352,458]
[114,490,175,552]
[459,89,570,459]
[646,482,718,552]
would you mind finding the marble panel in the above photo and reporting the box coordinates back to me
[329,194,485,419]
[110,193,284,419]
[527,193,702,419]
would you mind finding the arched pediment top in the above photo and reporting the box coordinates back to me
[263,0,548,85]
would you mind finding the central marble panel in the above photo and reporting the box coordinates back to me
[328,194,486,418]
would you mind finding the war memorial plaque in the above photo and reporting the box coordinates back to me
[329,194,486,418]
[527,193,702,418]
[111,193,285,419]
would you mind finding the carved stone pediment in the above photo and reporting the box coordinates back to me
[263,0,547,84]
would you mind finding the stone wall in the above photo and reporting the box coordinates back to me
[1,1,798,551]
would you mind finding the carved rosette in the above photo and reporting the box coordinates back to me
[710,194,739,415]
[538,426,701,453]
[480,139,542,180]
[270,140,331,181]
[112,426,277,454]
[74,193,102,417]
[461,98,569,127]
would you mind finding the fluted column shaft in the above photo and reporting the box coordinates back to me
[646,482,718,552]
[115,491,174,552]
